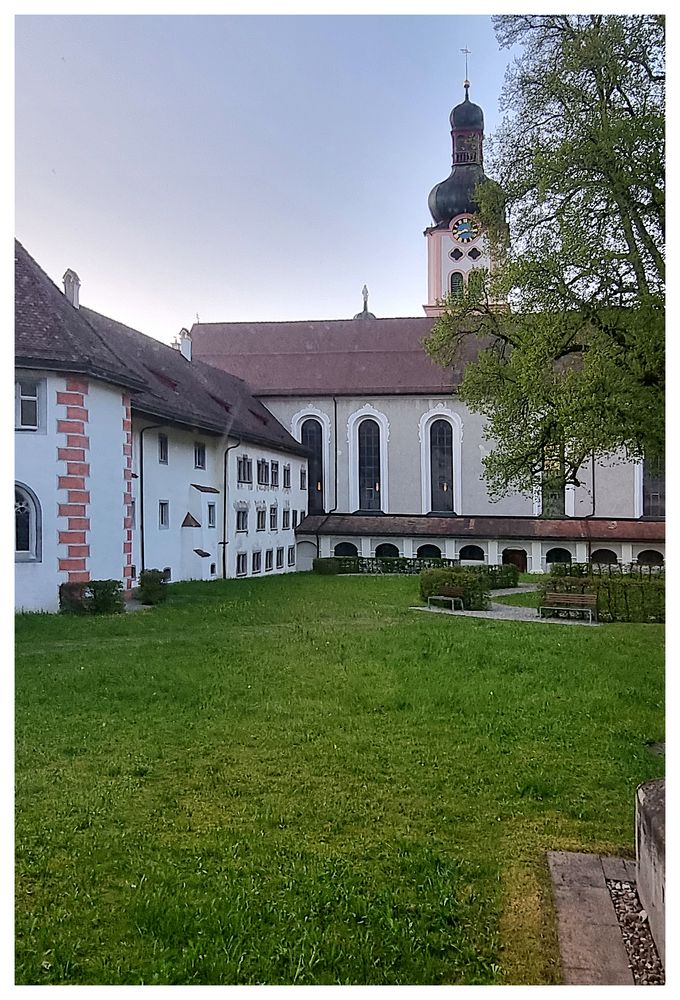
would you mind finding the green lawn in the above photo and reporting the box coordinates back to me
[15,574,664,985]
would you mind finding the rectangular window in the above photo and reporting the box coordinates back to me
[300,467,307,490]
[541,444,565,519]
[130,564,136,579]
[237,455,252,483]
[256,509,266,531]
[265,549,273,572]
[282,509,290,530]
[643,453,665,517]
[16,380,40,430]
[194,441,206,469]
[283,464,291,488]
[130,498,136,530]
[269,506,278,531]
[252,550,262,574]
[207,502,216,528]
[287,545,296,567]
[236,509,248,532]
[299,510,305,523]
[276,547,284,569]
[159,501,169,529]
[236,552,247,576]
[292,510,298,528]
[158,433,168,464]
[271,461,279,488]
[257,459,270,486]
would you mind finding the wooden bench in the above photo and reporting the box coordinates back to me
[539,592,598,623]
[428,590,465,612]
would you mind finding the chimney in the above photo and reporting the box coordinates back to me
[172,327,192,361]
[63,269,81,309]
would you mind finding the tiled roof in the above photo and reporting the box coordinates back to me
[81,308,308,456]
[297,514,665,543]
[15,240,145,391]
[190,317,478,396]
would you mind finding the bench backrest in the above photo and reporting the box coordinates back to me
[544,592,596,605]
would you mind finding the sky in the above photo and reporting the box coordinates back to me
[15,9,517,343]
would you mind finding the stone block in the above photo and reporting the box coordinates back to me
[636,778,665,967]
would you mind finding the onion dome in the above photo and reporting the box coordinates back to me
[428,82,488,227]
[353,285,376,320]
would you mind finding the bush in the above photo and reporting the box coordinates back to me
[313,558,341,575]
[59,579,125,615]
[138,569,168,605]
[474,564,519,589]
[419,568,490,610]
[59,581,90,614]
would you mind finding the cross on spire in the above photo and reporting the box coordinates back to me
[461,46,471,89]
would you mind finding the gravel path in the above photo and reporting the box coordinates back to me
[607,879,665,985]
[412,584,599,626]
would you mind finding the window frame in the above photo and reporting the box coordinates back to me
[15,483,42,562]
[265,549,273,572]
[257,459,270,486]
[194,441,206,470]
[236,509,248,533]
[237,455,253,484]
[15,379,42,431]
[282,509,290,530]
[276,546,285,569]
[236,552,247,576]
[256,508,266,531]
[269,506,278,531]
[252,550,262,574]
[207,502,216,528]
[158,433,169,465]
[287,545,296,567]
[283,464,291,489]
[159,500,170,529]
[271,461,279,488]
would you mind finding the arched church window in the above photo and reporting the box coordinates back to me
[301,418,324,514]
[15,484,41,562]
[358,419,381,511]
[450,272,463,299]
[430,419,454,513]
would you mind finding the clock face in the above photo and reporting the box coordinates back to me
[451,217,479,244]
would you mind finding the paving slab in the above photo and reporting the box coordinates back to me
[547,850,635,985]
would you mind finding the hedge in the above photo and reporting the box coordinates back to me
[59,579,125,615]
[312,557,519,584]
[138,569,169,605]
[550,561,664,579]
[541,573,664,623]
[419,568,490,610]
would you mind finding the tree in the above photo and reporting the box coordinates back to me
[424,14,665,500]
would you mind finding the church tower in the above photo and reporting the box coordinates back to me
[423,81,494,316]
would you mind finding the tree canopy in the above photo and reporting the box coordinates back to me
[425,14,665,499]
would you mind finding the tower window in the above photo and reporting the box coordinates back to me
[449,248,464,261]
[450,272,464,299]
[468,247,482,260]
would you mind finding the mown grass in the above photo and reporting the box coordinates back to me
[494,590,541,609]
[15,574,664,985]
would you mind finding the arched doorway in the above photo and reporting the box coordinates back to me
[637,549,664,567]
[417,544,442,559]
[502,548,527,573]
[459,544,484,561]
[334,542,358,557]
[375,543,399,558]
[590,548,617,565]
[546,547,572,565]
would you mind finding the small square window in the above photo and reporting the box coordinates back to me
[265,549,273,572]
[271,461,279,488]
[236,552,247,576]
[194,442,206,469]
[256,509,266,531]
[276,547,284,569]
[252,550,262,574]
[283,464,291,488]
[287,545,296,567]
[236,509,248,532]
[269,506,278,531]
[158,433,168,464]
[208,503,216,528]
[159,501,169,529]
[282,509,290,529]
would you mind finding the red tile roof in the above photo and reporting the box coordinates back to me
[297,514,665,543]
[190,317,478,395]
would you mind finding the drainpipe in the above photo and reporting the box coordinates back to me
[138,423,165,573]
[221,437,241,579]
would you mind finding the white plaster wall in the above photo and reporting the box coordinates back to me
[87,383,127,582]
[225,441,307,579]
[262,394,534,516]
[15,371,61,611]
[572,454,638,518]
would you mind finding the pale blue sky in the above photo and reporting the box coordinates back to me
[16,14,514,342]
